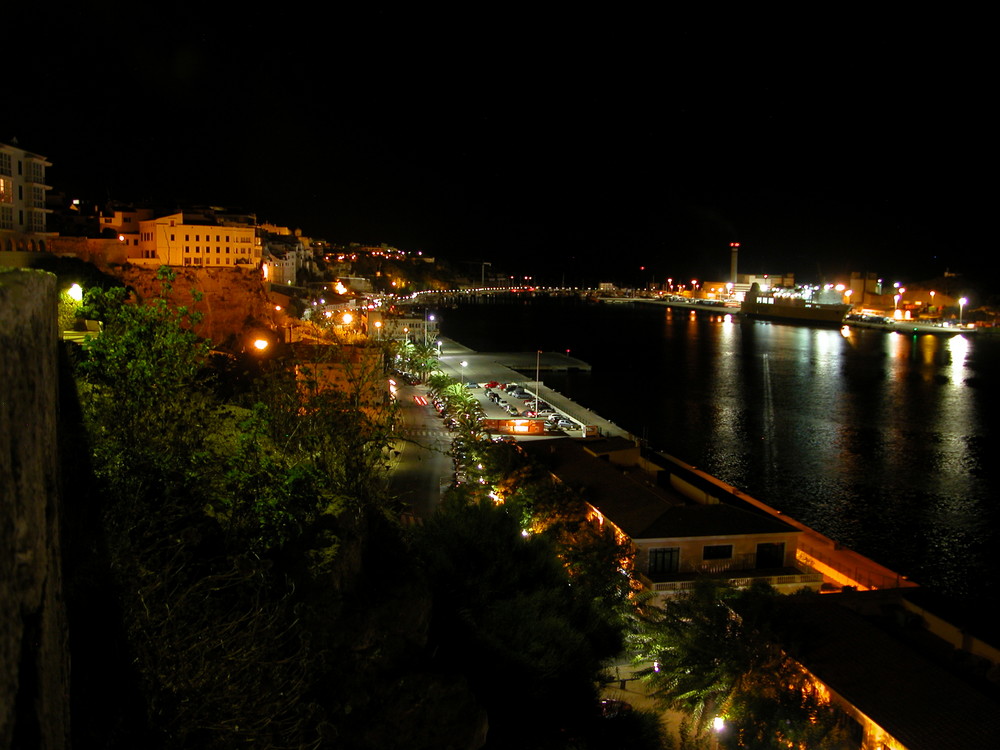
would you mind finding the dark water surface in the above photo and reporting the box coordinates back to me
[440,296,1000,602]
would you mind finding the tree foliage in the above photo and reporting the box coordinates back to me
[412,499,626,749]
[68,269,411,748]
[631,581,849,749]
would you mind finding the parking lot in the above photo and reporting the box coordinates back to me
[432,337,635,441]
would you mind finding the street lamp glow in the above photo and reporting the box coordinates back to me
[67,283,83,302]
[342,312,353,325]
[460,360,468,385]
[253,338,269,351]
[960,297,968,326]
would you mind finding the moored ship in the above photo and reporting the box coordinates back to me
[740,282,851,326]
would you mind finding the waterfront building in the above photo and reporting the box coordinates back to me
[786,591,1000,750]
[521,437,822,599]
[0,140,52,254]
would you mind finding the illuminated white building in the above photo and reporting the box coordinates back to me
[131,212,261,267]
[0,140,52,253]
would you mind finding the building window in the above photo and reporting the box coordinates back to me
[648,547,680,577]
[755,542,786,569]
[703,545,733,561]
[0,206,12,230]
[0,152,10,175]
[0,177,11,204]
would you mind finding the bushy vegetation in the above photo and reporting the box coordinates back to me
[64,269,653,749]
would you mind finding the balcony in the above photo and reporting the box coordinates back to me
[636,568,823,596]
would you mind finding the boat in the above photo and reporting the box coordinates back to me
[740,283,851,326]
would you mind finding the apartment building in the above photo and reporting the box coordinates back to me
[0,140,52,253]
[132,212,260,268]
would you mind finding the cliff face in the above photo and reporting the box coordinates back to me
[0,269,70,749]
[114,265,277,346]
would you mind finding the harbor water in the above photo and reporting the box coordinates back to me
[439,296,1000,602]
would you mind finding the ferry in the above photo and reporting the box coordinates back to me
[740,282,851,326]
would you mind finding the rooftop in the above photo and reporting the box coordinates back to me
[521,438,797,541]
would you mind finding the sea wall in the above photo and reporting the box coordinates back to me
[0,269,70,749]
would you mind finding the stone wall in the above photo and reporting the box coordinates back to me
[0,269,70,748]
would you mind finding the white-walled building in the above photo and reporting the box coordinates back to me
[132,212,261,268]
[0,140,52,253]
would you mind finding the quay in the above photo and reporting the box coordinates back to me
[631,297,988,336]
[435,336,917,594]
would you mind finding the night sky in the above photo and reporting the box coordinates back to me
[6,8,995,288]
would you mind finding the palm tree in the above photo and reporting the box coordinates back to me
[632,581,848,749]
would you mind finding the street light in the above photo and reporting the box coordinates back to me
[424,313,435,344]
[960,297,968,326]
[460,360,468,385]
[535,350,542,415]
[712,717,725,749]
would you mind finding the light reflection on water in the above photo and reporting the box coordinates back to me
[440,298,1000,600]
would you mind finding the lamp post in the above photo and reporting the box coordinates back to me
[460,360,468,385]
[535,350,542,415]
[712,717,725,750]
[424,313,435,345]
[959,297,968,326]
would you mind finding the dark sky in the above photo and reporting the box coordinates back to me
[6,8,994,287]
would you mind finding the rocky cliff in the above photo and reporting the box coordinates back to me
[114,265,277,347]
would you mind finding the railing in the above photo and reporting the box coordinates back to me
[647,571,822,594]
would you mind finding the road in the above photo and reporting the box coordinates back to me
[386,380,455,519]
